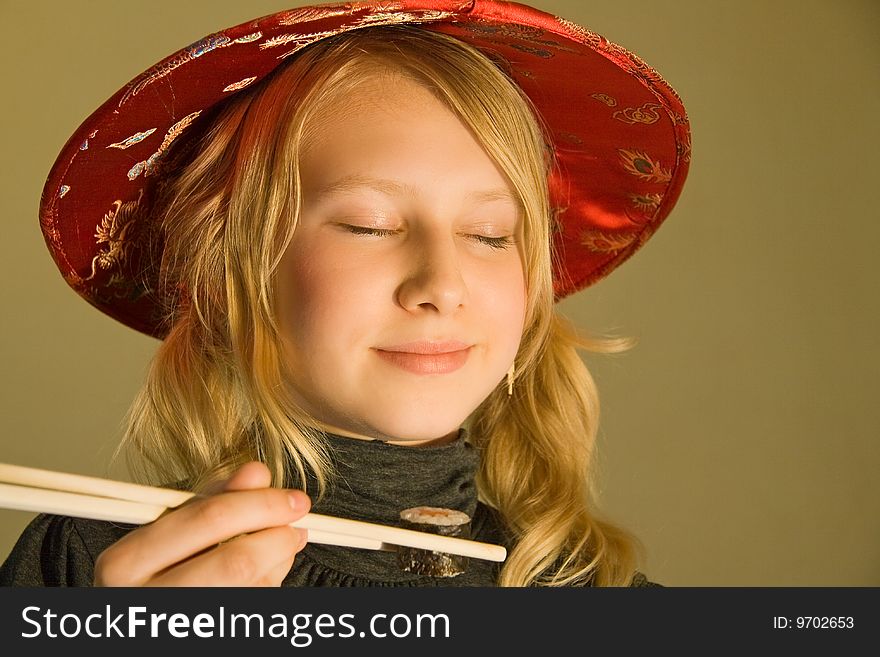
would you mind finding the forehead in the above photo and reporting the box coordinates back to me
[297,72,516,201]
[300,68,444,153]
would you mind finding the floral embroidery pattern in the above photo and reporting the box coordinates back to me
[605,42,663,86]
[591,93,617,107]
[79,130,99,151]
[234,32,263,43]
[223,77,258,92]
[268,9,454,59]
[629,192,663,214]
[108,128,158,150]
[462,22,580,56]
[80,190,144,284]
[354,8,453,28]
[614,103,662,125]
[580,229,637,253]
[508,43,552,58]
[127,111,202,181]
[671,113,692,163]
[261,30,343,53]
[618,149,671,184]
[555,17,603,49]
[277,5,357,25]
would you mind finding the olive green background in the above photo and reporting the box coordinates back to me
[1,0,877,585]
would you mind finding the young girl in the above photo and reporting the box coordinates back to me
[1,0,689,587]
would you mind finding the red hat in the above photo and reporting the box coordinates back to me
[40,0,691,338]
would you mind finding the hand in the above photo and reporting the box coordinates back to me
[94,462,311,586]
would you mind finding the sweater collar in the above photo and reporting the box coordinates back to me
[308,428,480,527]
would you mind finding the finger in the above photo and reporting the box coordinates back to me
[202,461,272,496]
[148,525,307,587]
[96,487,311,586]
[221,462,272,491]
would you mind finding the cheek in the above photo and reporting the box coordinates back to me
[470,260,528,342]
[278,244,387,353]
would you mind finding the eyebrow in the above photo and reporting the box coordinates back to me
[314,174,519,206]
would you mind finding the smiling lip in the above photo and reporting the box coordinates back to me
[374,341,471,375]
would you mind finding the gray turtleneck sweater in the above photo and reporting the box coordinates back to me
[0,432,656,587]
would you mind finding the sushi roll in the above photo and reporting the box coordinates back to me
[397,506,471,577]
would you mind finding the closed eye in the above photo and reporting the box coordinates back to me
[341,225,398,237]
[469,235,515,250]
[340,224,514,250]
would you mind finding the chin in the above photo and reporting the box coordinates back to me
[367,408,471,443]
[354,389,481,440]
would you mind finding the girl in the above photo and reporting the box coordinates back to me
[1,0,689,587]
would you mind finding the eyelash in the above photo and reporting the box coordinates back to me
[342,225,514,250]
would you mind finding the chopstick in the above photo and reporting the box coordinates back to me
[0,483,387,551]
[0,464,385,550]
[0,463,507,563]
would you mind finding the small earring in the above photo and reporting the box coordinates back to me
[507,363,515,396]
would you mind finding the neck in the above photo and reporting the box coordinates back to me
[311,420,461,447]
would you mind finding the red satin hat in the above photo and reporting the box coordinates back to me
[40,0,691,338]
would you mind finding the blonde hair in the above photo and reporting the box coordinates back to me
[118,26,643,586]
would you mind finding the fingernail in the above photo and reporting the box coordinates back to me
[288,492,300,510]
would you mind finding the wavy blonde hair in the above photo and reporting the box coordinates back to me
[118,26,643,586]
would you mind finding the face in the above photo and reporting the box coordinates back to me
[276,70,527,445]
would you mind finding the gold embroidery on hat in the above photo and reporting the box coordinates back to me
[354,9,454,28]
[669,114,692,164]
[605,42,684,108]
[40,207,63,255]
[614,103,662,125]
[555,17,603,48]
[80,129,99,151]
[605,43,660,82]
[233,32,262,44]
[509,43,552,58]
[261,31,341,51]
[477,24,544,41]
[108,128,158,150]
[277,0,412,27]
[79,190,145,283]
[120,35,233,106]
[629,193,663,214]
[223,77,258,93]
[679,130,692,164]
[127,111,202,181]
[268,9,455,60]
[277,6,354,26]
[461,22,579,56]
[355,1,406,13]
[580,230,637,253]
[618,149,671,184]
[591,93,617,107]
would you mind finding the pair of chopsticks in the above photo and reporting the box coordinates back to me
[0,462,506,563]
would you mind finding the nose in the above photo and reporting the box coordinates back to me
[396,233,468,315]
